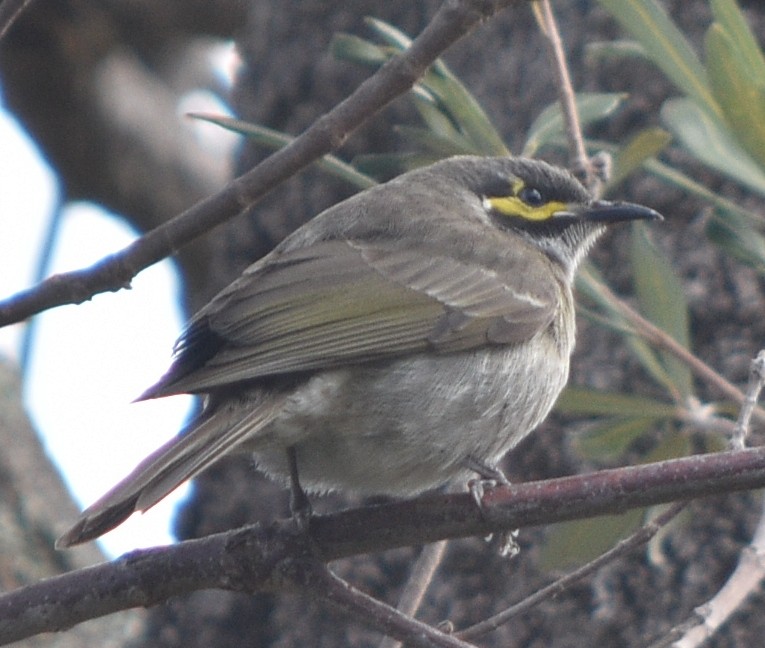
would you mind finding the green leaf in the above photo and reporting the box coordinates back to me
[645,159,765,273]
[409,91,463,141]
[556,387,676,418]
[540,509,644,570]
[522,93,627,157]
[608,127,672,188]
[335,18,507,157]
[575,417,661,460]
[643,427,692,463]
[661,98,765,196]
[330,33,390,66]
[393,125,474,157]
[186,114,376,190]
[364,16,413,50]
[624,334,679,397]
[575,262,629,325]
[366,16,507,155]
[705,23,765,169]
[596,0,720,118]
[577,264,680,398]
[706,209,765,275]
[585,39,649,64]
[421,71,509,156]
[352,152,438,178]
[710,0,765,83]
[631,222,693,399]
[644,158,761,226]
[541,428,691,569]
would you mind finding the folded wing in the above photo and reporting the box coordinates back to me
[141,238,557,399]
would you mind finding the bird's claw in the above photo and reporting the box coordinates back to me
[468,477,498,508]
[465,459,517,558]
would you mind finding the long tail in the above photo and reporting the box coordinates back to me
[56,395,285,548]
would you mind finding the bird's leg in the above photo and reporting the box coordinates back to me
[463,455,510,507]
[287,446,312,529]
[464,456,519,557]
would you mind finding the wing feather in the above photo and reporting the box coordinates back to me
[146,238,558,397]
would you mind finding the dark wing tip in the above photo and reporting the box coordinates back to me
[134,318,227,402]
[56,497,140,548]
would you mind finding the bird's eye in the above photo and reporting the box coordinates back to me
[519,187,544,206]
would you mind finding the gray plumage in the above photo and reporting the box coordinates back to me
[58,155,660,547]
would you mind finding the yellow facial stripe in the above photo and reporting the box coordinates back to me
[487,196,568,222]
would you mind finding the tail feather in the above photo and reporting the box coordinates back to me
[56,395,285,548]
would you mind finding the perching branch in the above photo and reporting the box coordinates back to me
[5,446,765,645]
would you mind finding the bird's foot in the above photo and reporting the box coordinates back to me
[464,456,510,507]
[464,456,518,557]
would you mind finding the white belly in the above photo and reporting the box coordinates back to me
[250,331,571,496]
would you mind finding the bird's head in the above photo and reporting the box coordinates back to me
[435,156,663,279]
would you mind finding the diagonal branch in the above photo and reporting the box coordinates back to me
[0,0,35,39]
[0,0,525,328]
[286,560,477,648]
[459,501,688,640]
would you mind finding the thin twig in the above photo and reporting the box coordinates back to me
[378,541,450,648]
[532,0,593,187]
[459,501,687,641]
[286,560,476,648]
[654,350,765,648]
[587,271,765,425]
[0,0,35,39]
[731,350,765,449]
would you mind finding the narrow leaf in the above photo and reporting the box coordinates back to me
[577,264,680,398]
[409,91,460,140]
[705,24,765,169]
[586,39,649,64]
[186,114,376,190]
[624,333,679,398]
[575,417,659,460]
[596,0,720,118]
[393,125,474,157]
[556,387,676,418]
[330,33,390,66]
[364,16,412,49]
[541,510,644,570]
[644,158,761,227]
[662,98,765,196]
[706,210,765,275]
[631,222,693,398]
[608,127,672,188]
[710,0,765,83]
[422,71,509,155]
[523,93,626,157]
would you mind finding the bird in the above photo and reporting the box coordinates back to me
[57,155,662,548]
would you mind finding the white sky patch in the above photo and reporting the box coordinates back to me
[22,202,194,557]
[0,41,242,557]
[0,108,193,557]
